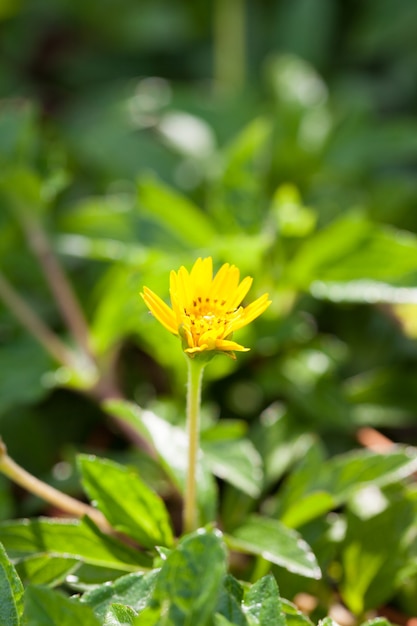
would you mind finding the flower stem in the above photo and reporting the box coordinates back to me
[0,438,111,533]
[214,0,246,92]
[183,358,206,533]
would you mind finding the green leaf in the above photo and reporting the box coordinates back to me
[0,540,24,626]
[132,605,160,625]
[81,571,158,620]
[150,528,227,625]
[310,279,417,305]
[104,400,217,525]
[217,118,272,226]
[0,168,45,218]
[271,184,316,238]
[137,176,217,246]
[244,575,285,626]
[58,196,136,241]
[341,497,415,615]
[287,213,417,288]
[215,575,248,626]
[202,437,263,498]
[0,517,151,572]
[281,598,313,626]
[78,455,174,549]
[281,492,335,529]
[226,516,321,580]
[251,404,315,489]
[214,616,237,626]
[104,603,136,626]
[279,448,417,528]
[89,262,147,355]
[23,586,100,626]
[16,554,80,587]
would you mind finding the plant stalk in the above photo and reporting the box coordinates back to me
[183,358,206,533]
[0,438,111,533]
[214,0,246,92]
[0,270,78,368]
[16,211,94,363]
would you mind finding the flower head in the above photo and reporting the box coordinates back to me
[141,257,271,358]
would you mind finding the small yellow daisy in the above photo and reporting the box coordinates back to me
[141,257,271,358]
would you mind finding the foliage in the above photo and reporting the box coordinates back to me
[1,0,417,624]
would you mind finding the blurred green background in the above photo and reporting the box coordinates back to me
[3,0,417,619]
[1,0,417,521]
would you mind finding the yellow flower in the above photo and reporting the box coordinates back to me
[141,257,271,357]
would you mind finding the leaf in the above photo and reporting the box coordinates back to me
[210,117,272,230]
[287,213,417,288]
[0,540,24,626]
[215,575,248,626]
[137,175,217,246]
[157,111,216,158]
[104,399,218,525]
[0,517,151,572]
[281,598,314,626]
[16,554,80,587]
[280,492,335,529]
[23,586,100,626]
[104,603,136,626]
[0,167,45,217]
[226,515,321,579]
[279,447,417,528]
[132,605,160,625]
[150,528,227,625]
[251,404,315,489]
[81,571,158,620]
[310,280,417,305]
[271,184,316,238]
[244,575,285,626]
[90,263,155,356]
[202,437,263,498]
[78,455,174,549]
[58,196,137,241]
[214,616,237,626]
[341,497,415,615]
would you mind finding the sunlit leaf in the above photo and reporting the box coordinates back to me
[78,455,174,549]
[0,517,150,572]
[150,528,227,625]
[226,515,321,579]
[137,175,217,246]
[244,574,285,626]
[81,571,158,620]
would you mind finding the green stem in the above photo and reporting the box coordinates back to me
[183,358,206,533]
[214,0,246,92]
[0,438,111,533]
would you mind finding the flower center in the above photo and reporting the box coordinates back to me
[183,296,239,340]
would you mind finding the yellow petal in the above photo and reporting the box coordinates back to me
[215,339,249,352]
[189,257,213,295]
[141,287,178,334]
[229,294,271,332]
[229,275,253,309]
